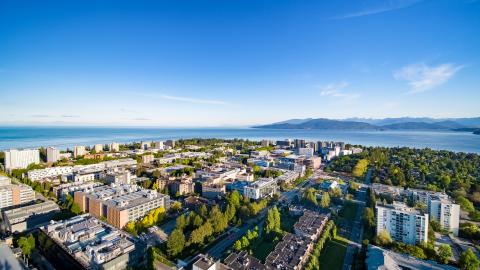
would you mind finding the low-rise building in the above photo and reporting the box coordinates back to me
[105,170,131,185]
[243,178,277,200]
[0,177,35,209]
[41,214,145,270]
[201,183,226,199]
[27,166,73,181]
[141,154,154,164]
[53,181,102,200]
[366,245,458,270]
[1,200,60,233]
[169,179,194,196]
[293,210,329,240]
[74,184,170,228]
[192,254,231,270]
[265,233,312,270]
[224,251,265,270]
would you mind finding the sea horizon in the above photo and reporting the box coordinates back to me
[1,126,479,154]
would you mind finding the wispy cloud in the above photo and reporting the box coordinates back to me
[141,93,228,105]
[319,82,360,99]
[61,115,80,118]
[131,117,151,121]
[394,63,463,93]
[331,0,421,20]
[30,114,53,118]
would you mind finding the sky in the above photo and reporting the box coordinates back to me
[0,0,479,127]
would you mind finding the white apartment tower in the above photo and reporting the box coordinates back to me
[46,147,60,163]
[4,149,40,171]
[74,146,87,158]
[428,194,460,236]
[109,142,120,152]
[152,141,164,150]
[94,144,104,153]
[376,203,428,245]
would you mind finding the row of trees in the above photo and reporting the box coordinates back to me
[234,227,260,251]
[304,220,336,270]
[124,207,166,236]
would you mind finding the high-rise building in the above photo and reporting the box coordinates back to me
[74,146,87,158]
[165,140,175,148]
[294,139,306,149]
[152,141,164,150]
[74,184,170,228]
[3,149,40,171]
[139,141,151,150]
[94,144,103,153]
[376,203,428,245]
[109,142,120,152]
[46,147,60,163]
[428,194,460,236]
[0,176,35,209]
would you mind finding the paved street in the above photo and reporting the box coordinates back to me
[342,187,366,270]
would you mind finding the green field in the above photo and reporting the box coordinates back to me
[250,236,278,261]
[319,237,349,270]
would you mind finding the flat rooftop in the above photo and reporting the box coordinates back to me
[44,214,136,268]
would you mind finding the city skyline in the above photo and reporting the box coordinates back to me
[1,0,480,126]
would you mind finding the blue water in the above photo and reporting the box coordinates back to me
[0,127,479,153]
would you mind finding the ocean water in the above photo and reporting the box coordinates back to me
[0,127,479,154]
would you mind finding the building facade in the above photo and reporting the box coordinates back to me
[428,194,460,236]
[376,203,428,245]
[4,149,40,171]
[0,176,35,209]
[46,147,60,163]
[74,184,170,228]
[244,178,277,200]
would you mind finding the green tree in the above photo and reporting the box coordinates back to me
[459,249,480,270]
[320,192,330,208]
[167,229,185,257]
[303,188,317,206]
[363,208,375,228]
[18,234,35,258]
[376,230,392,246]
[170,201,182,212]
[266,207,281,234]
[437,244,452,264]
[234,240,242,250]
[353,159,369,178]
[71,202,82,215]
[241,236,249,248]
[176,214,187,230]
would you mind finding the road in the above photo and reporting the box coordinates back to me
[341,187,366,270]
[205,170,319,259]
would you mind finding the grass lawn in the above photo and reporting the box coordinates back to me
[319,236,349,270]
[250,237,277,262]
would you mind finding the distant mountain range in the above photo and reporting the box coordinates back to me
[253,117,480,134]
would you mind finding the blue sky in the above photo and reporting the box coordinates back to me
[0,0,479,127]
